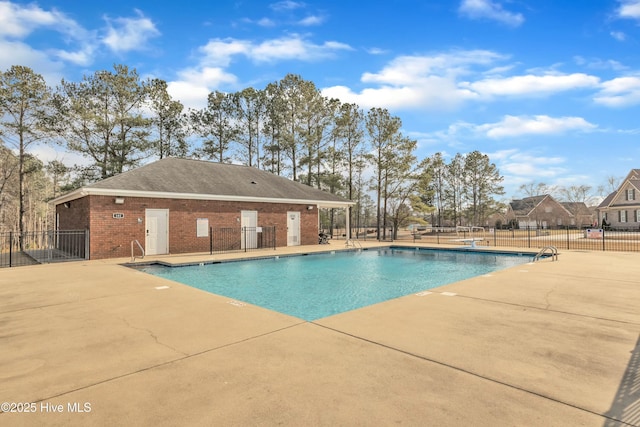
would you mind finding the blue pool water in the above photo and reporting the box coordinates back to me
[136,247,532,321]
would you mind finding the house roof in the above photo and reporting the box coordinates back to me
[625,168,640,181]
[52,158,355,208]
[561,202,592,216]
[597,168,640,209]
[509,194,576,218]
[597,191,617,209]
[508,195,547,216]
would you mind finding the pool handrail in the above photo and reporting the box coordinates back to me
[131,240,145,262]
[534,245,558,262]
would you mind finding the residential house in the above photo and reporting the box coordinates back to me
[560,202,596,228]
[597,169,640,230]
[506,195,577,229]
[53,158,354,259]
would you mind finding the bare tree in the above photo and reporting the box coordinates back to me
[0,143,19,231]
[518,182,558,198]
[597,175,622,199]
[558,184,597,205]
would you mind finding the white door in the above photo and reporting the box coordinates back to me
[287,211,300,246]
[145,209,169,255]
[241,210,258,249]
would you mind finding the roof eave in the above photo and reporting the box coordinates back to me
[51,188,355,208]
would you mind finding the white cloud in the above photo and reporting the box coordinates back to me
[361,50,503,85]
[257,17,276,27]
[458,0,524,27]
[0,1,81,38]
[475,115,597,139]
[29,143,93,169]
[199,34,352,66]
[462,73,600,98]
[322,50,505,110]
[200,38,252,67]
[574,56,628,71]
[297,15,324,26]
[270,1,305,11]
[53,46,96,66]
[102,9,160,53]
[251,36,351,62]
[491,149,566,179]
[0,3,164,71]
[0,1,95,68]
[483,64,516,76]
[322,76,476,110]
[594,76,640,107]
[501,161,566,178]
[0,40,65,84]
[321,50,615,114]
[610,31,626,41]
[617,0,640,19]
[323,82,462,110]
[167,67,239,110]
[419,115,597,145]
[366,47,388,55]
[172,34,352,110]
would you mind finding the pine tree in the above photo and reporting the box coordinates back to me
[0,65,53,243]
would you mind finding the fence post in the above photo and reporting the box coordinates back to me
[243,226,247,252]
[85,229,90,260]
[210,227,213,255]
[527,226,531,248]
[9,231,13,267]
[566,226,570,250]
[602,227,606,251]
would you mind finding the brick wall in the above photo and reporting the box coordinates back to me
[56,197,90,230]
[57,195,320,259]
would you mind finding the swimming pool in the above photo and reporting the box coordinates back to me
[135,247,533,321]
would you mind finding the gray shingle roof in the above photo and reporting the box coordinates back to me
[597,191,617,208]
[63,158,353,205]
[561,202,591,216]
[509,195,546,216]
[597,169,640,209]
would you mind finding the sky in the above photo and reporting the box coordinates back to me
[1,0,640,201]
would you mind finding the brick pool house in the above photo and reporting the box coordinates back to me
[52,158,354,260]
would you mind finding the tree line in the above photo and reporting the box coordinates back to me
[1,64,509,238]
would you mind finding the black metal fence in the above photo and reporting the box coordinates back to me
[0,230,89,268]
[397,226,640,252]
[209,226,276,254]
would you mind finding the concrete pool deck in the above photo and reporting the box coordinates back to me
[1,242,639,426]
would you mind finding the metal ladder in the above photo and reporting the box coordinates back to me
[534,245,558,262]
[131,240,145,262]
